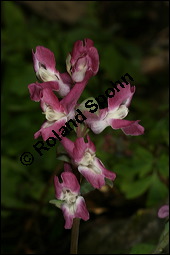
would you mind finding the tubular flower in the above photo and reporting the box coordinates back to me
[84,83,144,136]
[32,46,72,97]
[60,136,116,189]
[54,172,89,229]
[34,78,88,141]
[66,38,99,83]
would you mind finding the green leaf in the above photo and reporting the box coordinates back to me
[133,147,153,178]
[80,180,95,195]
[122,176,152,199]
[130,243,155,254]
[2,1,25,29]
[156,154,169,178]
[49,199,63,209]
[146,173,168,207]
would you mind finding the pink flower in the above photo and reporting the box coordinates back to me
[66,38,99,83]
[54,172,89,229]
[28,81,59,102]
[158,205,169,219]
[84,83,144,136]
[60,136,116,189]
[32,46,72,97]
[34,79,88,141]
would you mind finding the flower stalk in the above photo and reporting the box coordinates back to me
[70,218,80,254]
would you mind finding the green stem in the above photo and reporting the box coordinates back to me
[70,123,88,254]
[152,231,169,254]
[70,218,80,254]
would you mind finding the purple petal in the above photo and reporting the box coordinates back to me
[75,196,89,221]
[87,135,96,154]
[88,47,99,74]
[60,172,80,194]
[94,158,116,181]
[86,118,109,134]
[110,119,144,136]
[87,119,109,134]
[84,109,107,122]
[84,109,109,134]
[73,138,87,162]
[84,38,94,48]
[61,79,88,113]
[41,88,65,113]
[61,204,74,229]
[54,175,63,199]
[60,137,74,157]
[72,65,87,83]
[108,84,135,111]
[33,46,56,73]
[28,82,43,102]
[34,117,67,141]
[28,81,59,102]
[57,72,72,97]
[60,72,73,85]
[78,165,105,189]
[71,40,84,64]
[158,205,169,218]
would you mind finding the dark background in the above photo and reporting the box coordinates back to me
[1,1,169,254]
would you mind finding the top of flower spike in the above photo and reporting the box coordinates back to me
[66,38,99,83]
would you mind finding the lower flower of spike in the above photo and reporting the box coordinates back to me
[54,172,89,229]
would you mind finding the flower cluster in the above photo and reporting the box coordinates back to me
[28,38,144,229]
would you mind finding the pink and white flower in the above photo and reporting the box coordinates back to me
[66,38,99,83]
[60,136,116,189]
[34,79,88,141]
[32,46,72,97]
[54,172,89,229]
[84,83,144,136]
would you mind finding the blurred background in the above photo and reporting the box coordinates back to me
[1,1,169,254]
